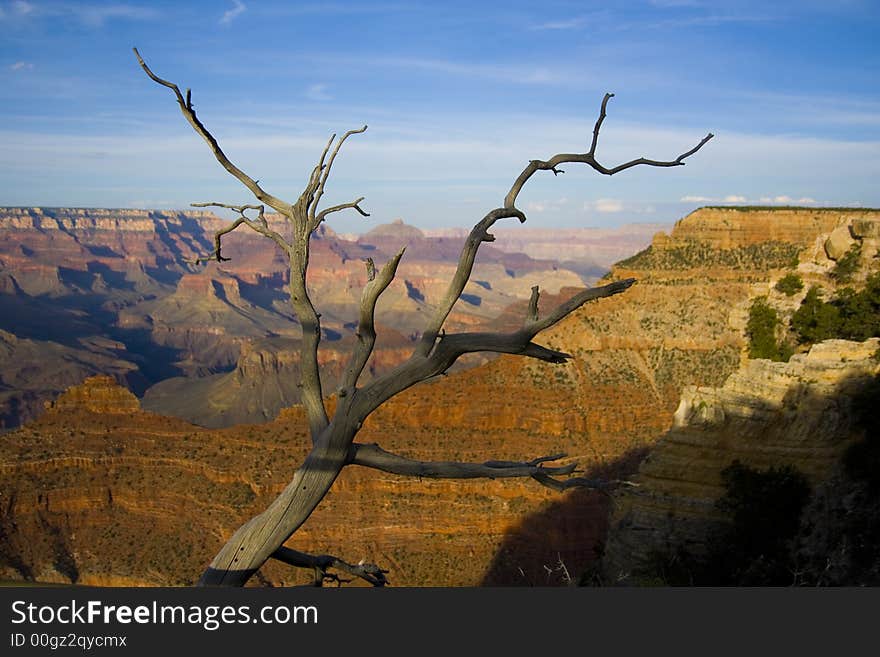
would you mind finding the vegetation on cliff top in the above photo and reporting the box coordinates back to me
[701,206,880,212]
[618,240,800,271]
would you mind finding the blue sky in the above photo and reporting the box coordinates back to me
[0,0,878,231]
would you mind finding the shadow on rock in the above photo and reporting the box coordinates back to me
[481,446,649,586]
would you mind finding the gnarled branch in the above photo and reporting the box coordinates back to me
[415,207,527,357]
[348,443,605,491]
[315,197,370,226]
[504,94,713,208]
[133,49,292,215]
[355,278,635,419]
[589,92,614,157]
[340,247,406,392]
[272,546,388,587]
[190,202,290,263]
[306,126,368,231]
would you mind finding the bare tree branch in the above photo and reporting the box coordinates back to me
[526,285,540,324]
[340,248,406,392]
[315,196,370,226]
[504,94,713,208]
[289,259,328,442]
[415,207,527,357]
[348,443,601,492]
[272,546,388,587]
[307,126,368,230]
[355,278,635,421]
[532,471,640,494]
[525,277,635,334]
[190,202,290,263]
[589,92,614,157]
[413,95,707,362]
[133,49,292,215]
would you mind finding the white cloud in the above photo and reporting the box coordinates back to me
[12,1,33,16]
[531,16,589,30]
[220,0,246,25]
[305,83,332,102]
[9,61,33,71]
[590,198,624,213]
[753,195,819,205]
[681,194,813,205]
[3,3,158,26]
[649,0,703,6]
[527,198,568,213]
[76,5,156,26]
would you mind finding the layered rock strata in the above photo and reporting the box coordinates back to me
[602,338,880,582]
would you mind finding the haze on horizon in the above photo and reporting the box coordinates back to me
[1,0,878,232]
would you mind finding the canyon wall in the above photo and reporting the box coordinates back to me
[0,207,581,428]
[601,339,880,583]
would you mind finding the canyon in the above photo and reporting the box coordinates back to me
[1,206,879,586]
[0,207,603,428]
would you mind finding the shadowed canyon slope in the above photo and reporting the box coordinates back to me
[2,206,879,586]
[602,339,880,584]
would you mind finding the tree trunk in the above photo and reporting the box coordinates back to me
[197,420,356,586]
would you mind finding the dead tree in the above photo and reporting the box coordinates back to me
[134,48,713,587]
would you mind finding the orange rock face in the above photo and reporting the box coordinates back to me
[46,376,141,414]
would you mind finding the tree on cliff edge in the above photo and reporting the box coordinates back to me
[134,48,713,587]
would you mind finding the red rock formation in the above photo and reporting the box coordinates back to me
[46,376,141,415]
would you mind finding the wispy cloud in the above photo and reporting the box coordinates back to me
[758,195,818,205]
[305,83,332,102]
[9,61,33,71]
[530,16,589,30]
[681,194,820,205]
[0,0,33,19]
[220,0,246,25]
[311,53,585,87]
[526,198,568,213]
[12,1,34,16]
[587,198,624,213]
[649,0,704,7]
[73,4,157,27]
[1,2,157,26]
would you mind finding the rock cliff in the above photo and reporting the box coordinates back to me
[601,338,880,583]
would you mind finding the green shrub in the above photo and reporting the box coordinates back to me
[791,275,880,345]
[746,297,790,361]
[831,243,861,283]
[775,272,803,296]
[791,286,841,344]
